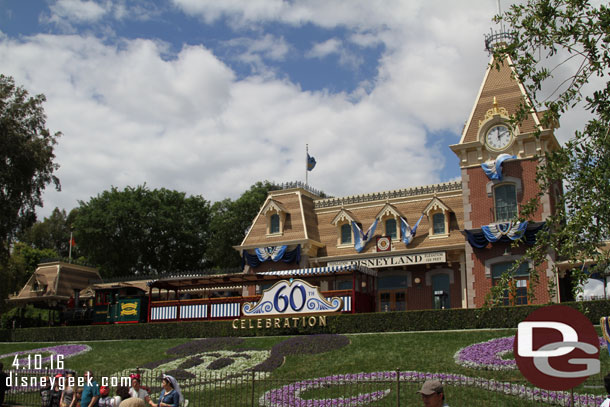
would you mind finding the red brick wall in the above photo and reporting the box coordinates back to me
[466,157,545,228]
[470,243,552,307]
[401,264,462,310]
[466,157,552,307]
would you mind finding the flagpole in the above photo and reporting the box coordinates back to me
[305,144,309,186]
[68,230,73,263]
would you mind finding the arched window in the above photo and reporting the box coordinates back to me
[269,214,280,234]
[495,184,517,221]
[432,213,446,235]
[385,218,397,239]
[340,223,352,244]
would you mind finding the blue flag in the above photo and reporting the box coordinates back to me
[400,214,424,246]
[307,154,316,171]
[351,219,379,253]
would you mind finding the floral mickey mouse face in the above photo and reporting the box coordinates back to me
[128,349,271,386]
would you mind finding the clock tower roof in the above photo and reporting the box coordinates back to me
[459,55,544,145]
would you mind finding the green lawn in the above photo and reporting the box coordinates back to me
[1,329,608,406]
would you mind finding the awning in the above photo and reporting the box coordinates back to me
[257,264,377,277]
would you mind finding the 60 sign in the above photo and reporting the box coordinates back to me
[273,284,307,313]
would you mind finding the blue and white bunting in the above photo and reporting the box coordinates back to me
[400,214,424,246]
[481,221,528,242]
[351,219,379,253]
[255,245,288,262]
[481,153,516,180]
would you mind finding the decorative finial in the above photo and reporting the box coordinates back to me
[484,0,515,54]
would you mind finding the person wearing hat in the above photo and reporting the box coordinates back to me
[98,385,122,407]
[417,379,448,407]
[147,375,182,407]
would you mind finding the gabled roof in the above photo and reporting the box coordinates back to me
[238,187,322,249]
[375,203,405,220]
[331,208,357,226]
[261,199,287,216]
[8,261,101,306]
[423,197,451,216]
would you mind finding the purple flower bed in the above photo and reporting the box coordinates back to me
[1,345,92,392]
[259,371,605,407]
[0,344,91,369]
[453,336,516,370]
[454,336,607,371]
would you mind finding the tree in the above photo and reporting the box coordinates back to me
[206,181,279,269]
[493,0,610,301]
[19,207,77,258]
[0,242,57,314]
[73,185,211,277]
[0,75,61,263]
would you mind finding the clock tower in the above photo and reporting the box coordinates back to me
[450,45,562,307]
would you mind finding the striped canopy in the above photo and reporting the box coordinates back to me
[257,264,377,277]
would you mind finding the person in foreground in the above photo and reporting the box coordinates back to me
[148,375,182,407]
[417,379,448,407]
[81,371,99,407]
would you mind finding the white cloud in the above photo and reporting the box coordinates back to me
[307,38,342,59]
[43,0,160,32]
[45,0,109,28]
[1,0,593,220]
[222,34,292,74]
[0,28,445,214]
[306,38,363,69]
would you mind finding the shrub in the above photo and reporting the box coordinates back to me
[3,300,609,342]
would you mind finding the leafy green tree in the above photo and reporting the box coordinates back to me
[73,185,211,277]
[0,75,61,263]
[0,242,57,313]
[493,0,610,301]
[206,181,279,269]
[19,207,77,258]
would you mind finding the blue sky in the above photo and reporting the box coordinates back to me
[0,0,539,217]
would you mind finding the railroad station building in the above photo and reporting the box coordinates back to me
[235,52,563,311]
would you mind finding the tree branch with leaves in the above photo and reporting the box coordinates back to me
[491,0,610,304]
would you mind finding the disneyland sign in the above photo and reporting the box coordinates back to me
[328,251,446,269]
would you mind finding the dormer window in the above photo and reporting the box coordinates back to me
[269,214,280,234]
[385,218,397,239]
[375,203,404,243]
[332,208,357,247]
[432,213,446,235]
[340,223,352,244]
[424,197,451,238]
[261,199,287,237]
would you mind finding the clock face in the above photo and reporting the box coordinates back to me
[485,124,512,151]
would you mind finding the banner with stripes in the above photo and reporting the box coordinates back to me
[150,305,177,321]
[180,304,208,319]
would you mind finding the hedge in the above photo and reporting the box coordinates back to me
[1,300,609,342]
